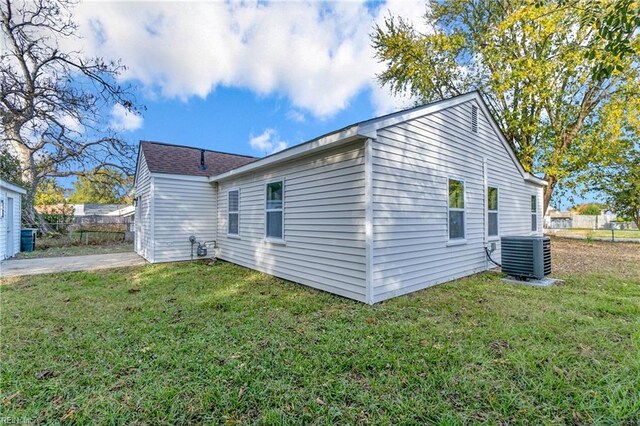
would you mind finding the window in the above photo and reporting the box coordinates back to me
[265,180,284,240]
[448,179,465,240]
[488,186,499,237]
[228,189,239,235]
[531,195,538,231]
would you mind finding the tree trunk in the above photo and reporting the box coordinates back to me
[542,174,556,214]
[5,127,50,233]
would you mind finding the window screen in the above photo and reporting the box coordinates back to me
[228,190,239,235]
[488,187,498,237]
[449,179,465,239]
[266,181,284,239]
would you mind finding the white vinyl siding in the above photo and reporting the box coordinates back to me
[228,189,239,236]
[371,100,544,303]
[0,183,23,260]
[488,186,499,237]
[216,141,367,302]
[134,152,153,261]
[152,175,217,263]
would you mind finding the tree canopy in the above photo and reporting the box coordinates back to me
[594,146,640,228]
[571,202,606,215]
[67,167,132,204]
[34,178,66,206]
[372,0,639,211]
[1,0,140,228]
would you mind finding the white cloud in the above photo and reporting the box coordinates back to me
[249,128,288,155]
[110,104,143,132]
[72,1,426,118]
[286,110,306,123]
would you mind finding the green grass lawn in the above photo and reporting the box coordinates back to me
[2,253,639,424]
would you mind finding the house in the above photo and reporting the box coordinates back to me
[1,179,26,260]
[134,91,546,304]
[35,203,133,217]
[72,203,132,217]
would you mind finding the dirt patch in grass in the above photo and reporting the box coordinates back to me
[551,237,640,279]
[16,240,133,259]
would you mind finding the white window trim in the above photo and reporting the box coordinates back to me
[531,194,538,233]
[227,187,240,238]
[487,185,499,240]
[447,177,467,244]
[265,178,285,243]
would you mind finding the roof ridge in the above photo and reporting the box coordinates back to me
[140,140,257,159]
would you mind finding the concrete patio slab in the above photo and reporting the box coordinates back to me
[502,276,564,287]
[0,252,146,279]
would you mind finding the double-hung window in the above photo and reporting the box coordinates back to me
[531,195,538,232]
[448,179,465,240]
[488,186,499,237]
[265,180,284,240]
[228,189,239,236]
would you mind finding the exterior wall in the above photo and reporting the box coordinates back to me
[371,100,544,303]
[134,153,153,261]
[0,186,23,260]
[215,141,367,302]
[152,174,217,263]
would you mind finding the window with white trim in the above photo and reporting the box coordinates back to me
[531,195,538,231]
[448,179,465,240]
[228,189,239,235]
[488,186,499,237]
[265,180,284,240]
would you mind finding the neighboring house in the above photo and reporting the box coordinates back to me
[1,179,26,260]
[105,205,135,218]
[73,203,131,216]
[544,207,618,230]
[134,91,546,304]
[35,203,132,217]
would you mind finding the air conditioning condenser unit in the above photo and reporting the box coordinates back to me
[501,236,551,280]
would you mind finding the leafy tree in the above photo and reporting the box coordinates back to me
[34,178,66,205]
[372,0,639,211]
[67,168,133,204]
[571,203,605,215]
[0,150,23,186]
[595,148,640,229]
[577,0,640,81]
[1,0,141,229]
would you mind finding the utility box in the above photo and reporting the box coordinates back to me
[501,236,551,280]
[20,228,37,252]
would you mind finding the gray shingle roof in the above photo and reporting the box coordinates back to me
[139,141,257,177]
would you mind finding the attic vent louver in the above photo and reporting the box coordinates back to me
[199,149,207,171]
[471,105,478,133]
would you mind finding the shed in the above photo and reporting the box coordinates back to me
[1,179,26,260]
[134,91,546,303]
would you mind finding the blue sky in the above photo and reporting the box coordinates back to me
[72,1,423,157]
[126,84,382,158]
[67,0,592,209]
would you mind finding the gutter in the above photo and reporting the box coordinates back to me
[209,125,364,183]
[524,173,548,186]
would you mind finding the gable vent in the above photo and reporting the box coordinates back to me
[199,149,207,171]
[471,105,478,133]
